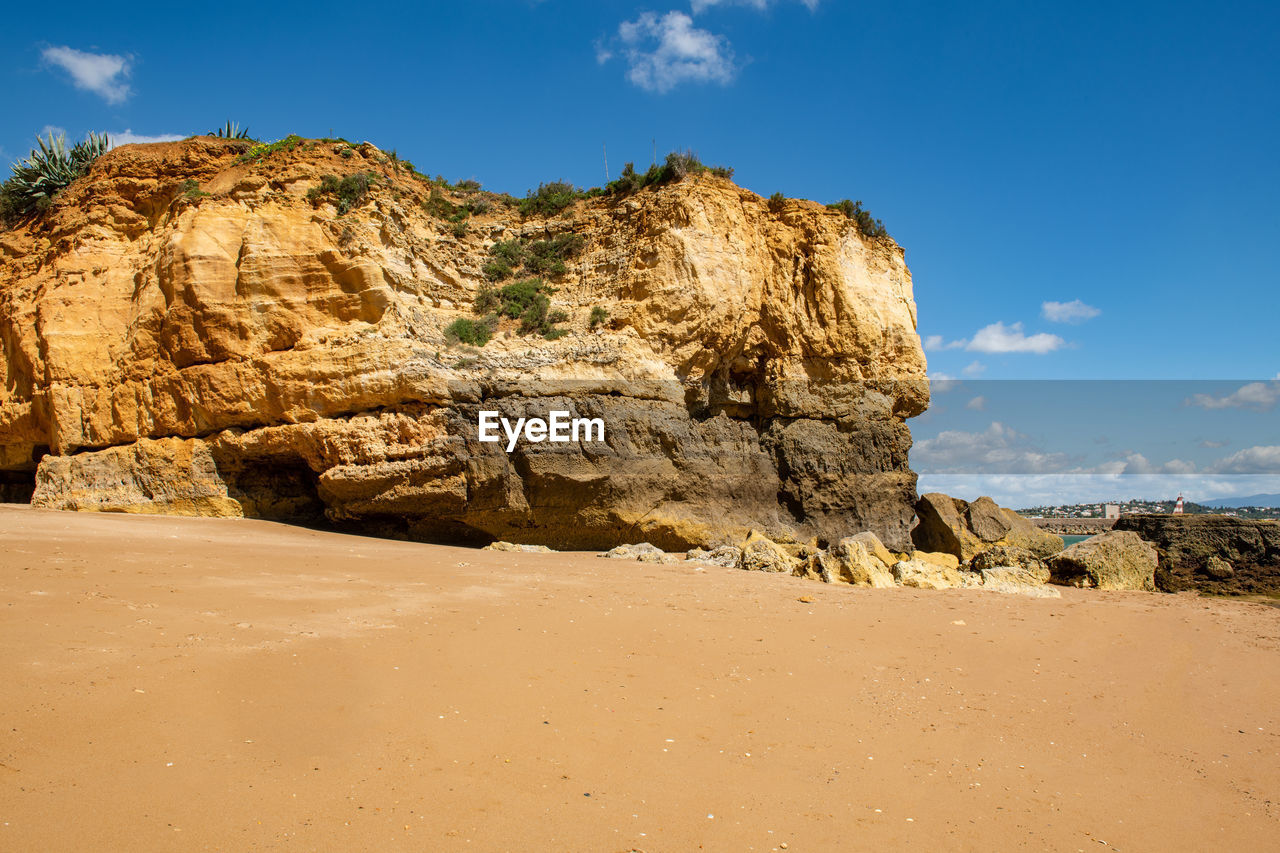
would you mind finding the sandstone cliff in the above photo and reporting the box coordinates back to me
[0,137,928,550]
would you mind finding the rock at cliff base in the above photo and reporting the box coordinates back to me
[845,531,897,568]
[968,545,1050,583]
[686,546,743,568]
[602,543,682,564]
[892,558,964,590]
[912,550,961,570]
[912,493,1063,561]
[827,537,896,587]
[485,542,555,553]
[1047,531,1157,591]
[974,566,1061,597]
[739,531,801,574]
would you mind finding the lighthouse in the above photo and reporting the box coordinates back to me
[1174,493,1184,515]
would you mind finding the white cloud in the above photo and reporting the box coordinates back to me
[1198,439,1228,449]
[105,129,186,148]
[912,421,1074,475]
[929,372,959,393]
[923,334,965,351]
[612,11,736,93]
[1042,299,1101,324]
[917,473,1280,510]
[962,360,986,377]
[1104,453,1199,476]
[966,321,1065,355]
[1187,378,1280,411]
[40,124,68,140]
[1213,445,1280,475]
[966,395,986,411]
[41,46,132,104]
[691,0,819,11]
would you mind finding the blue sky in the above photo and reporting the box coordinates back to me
[4,0,1277,505]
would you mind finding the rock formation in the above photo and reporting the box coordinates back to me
[0,137,928,550]
[1113,515,1280,595]
[911,493,1063,561]
[1046,531,1157,591]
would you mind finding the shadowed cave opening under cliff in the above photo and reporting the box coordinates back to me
[0,469,36,504]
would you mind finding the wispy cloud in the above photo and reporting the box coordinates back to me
[928,372,960,393]
[690,0,819,12]
[917,472,1280,510]
[915,420,1280,480]
[41,46,132,104]
[923,334,965,352]
[1042,299,1100,324]
[912,421,1074,475]
[966,395,986,411]
[106,129,186,148]
[605,11,736,93]
[1187,377,1280,411]
[962,360,986,377]
[966,321,1065,355]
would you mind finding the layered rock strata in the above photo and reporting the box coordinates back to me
[0,137,928,550]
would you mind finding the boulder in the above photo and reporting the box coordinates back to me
[739,531,802,574]
[1205,555,1235,580]
[826,537,896,587]
[912,550,961,571]
[1047,531,1156,591]
[845,531,896,568]
[968,545,1050,583]
[891,558,964,590]
[912,493,1063,561]
[795,553,835,584]
[974,566,1061,598]
[484,541,554,553]
[686,545,743,568]
[1113,515,1280,595]
[601,543,682,564]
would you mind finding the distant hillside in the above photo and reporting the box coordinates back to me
[1201,494,1280,509]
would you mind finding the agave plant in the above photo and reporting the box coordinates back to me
[210,121,251,140]
[0,131,111,222]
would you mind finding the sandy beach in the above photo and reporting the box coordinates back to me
[1,504,1277,851]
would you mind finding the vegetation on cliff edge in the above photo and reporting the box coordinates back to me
[1,132,109,224]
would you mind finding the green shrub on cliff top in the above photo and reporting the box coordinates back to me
[209,121,253,140]
[827,198,889,240]
[238,134,304,163]
[605,150,733,196]
[519,181,580,218]
[1,131,109,223]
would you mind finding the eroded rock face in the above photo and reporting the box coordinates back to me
[1047,531,1157,591]
[1,138,928,550]
[968,546,1050,583]
[912,493,1063,561]
[1113,515,1280,595]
